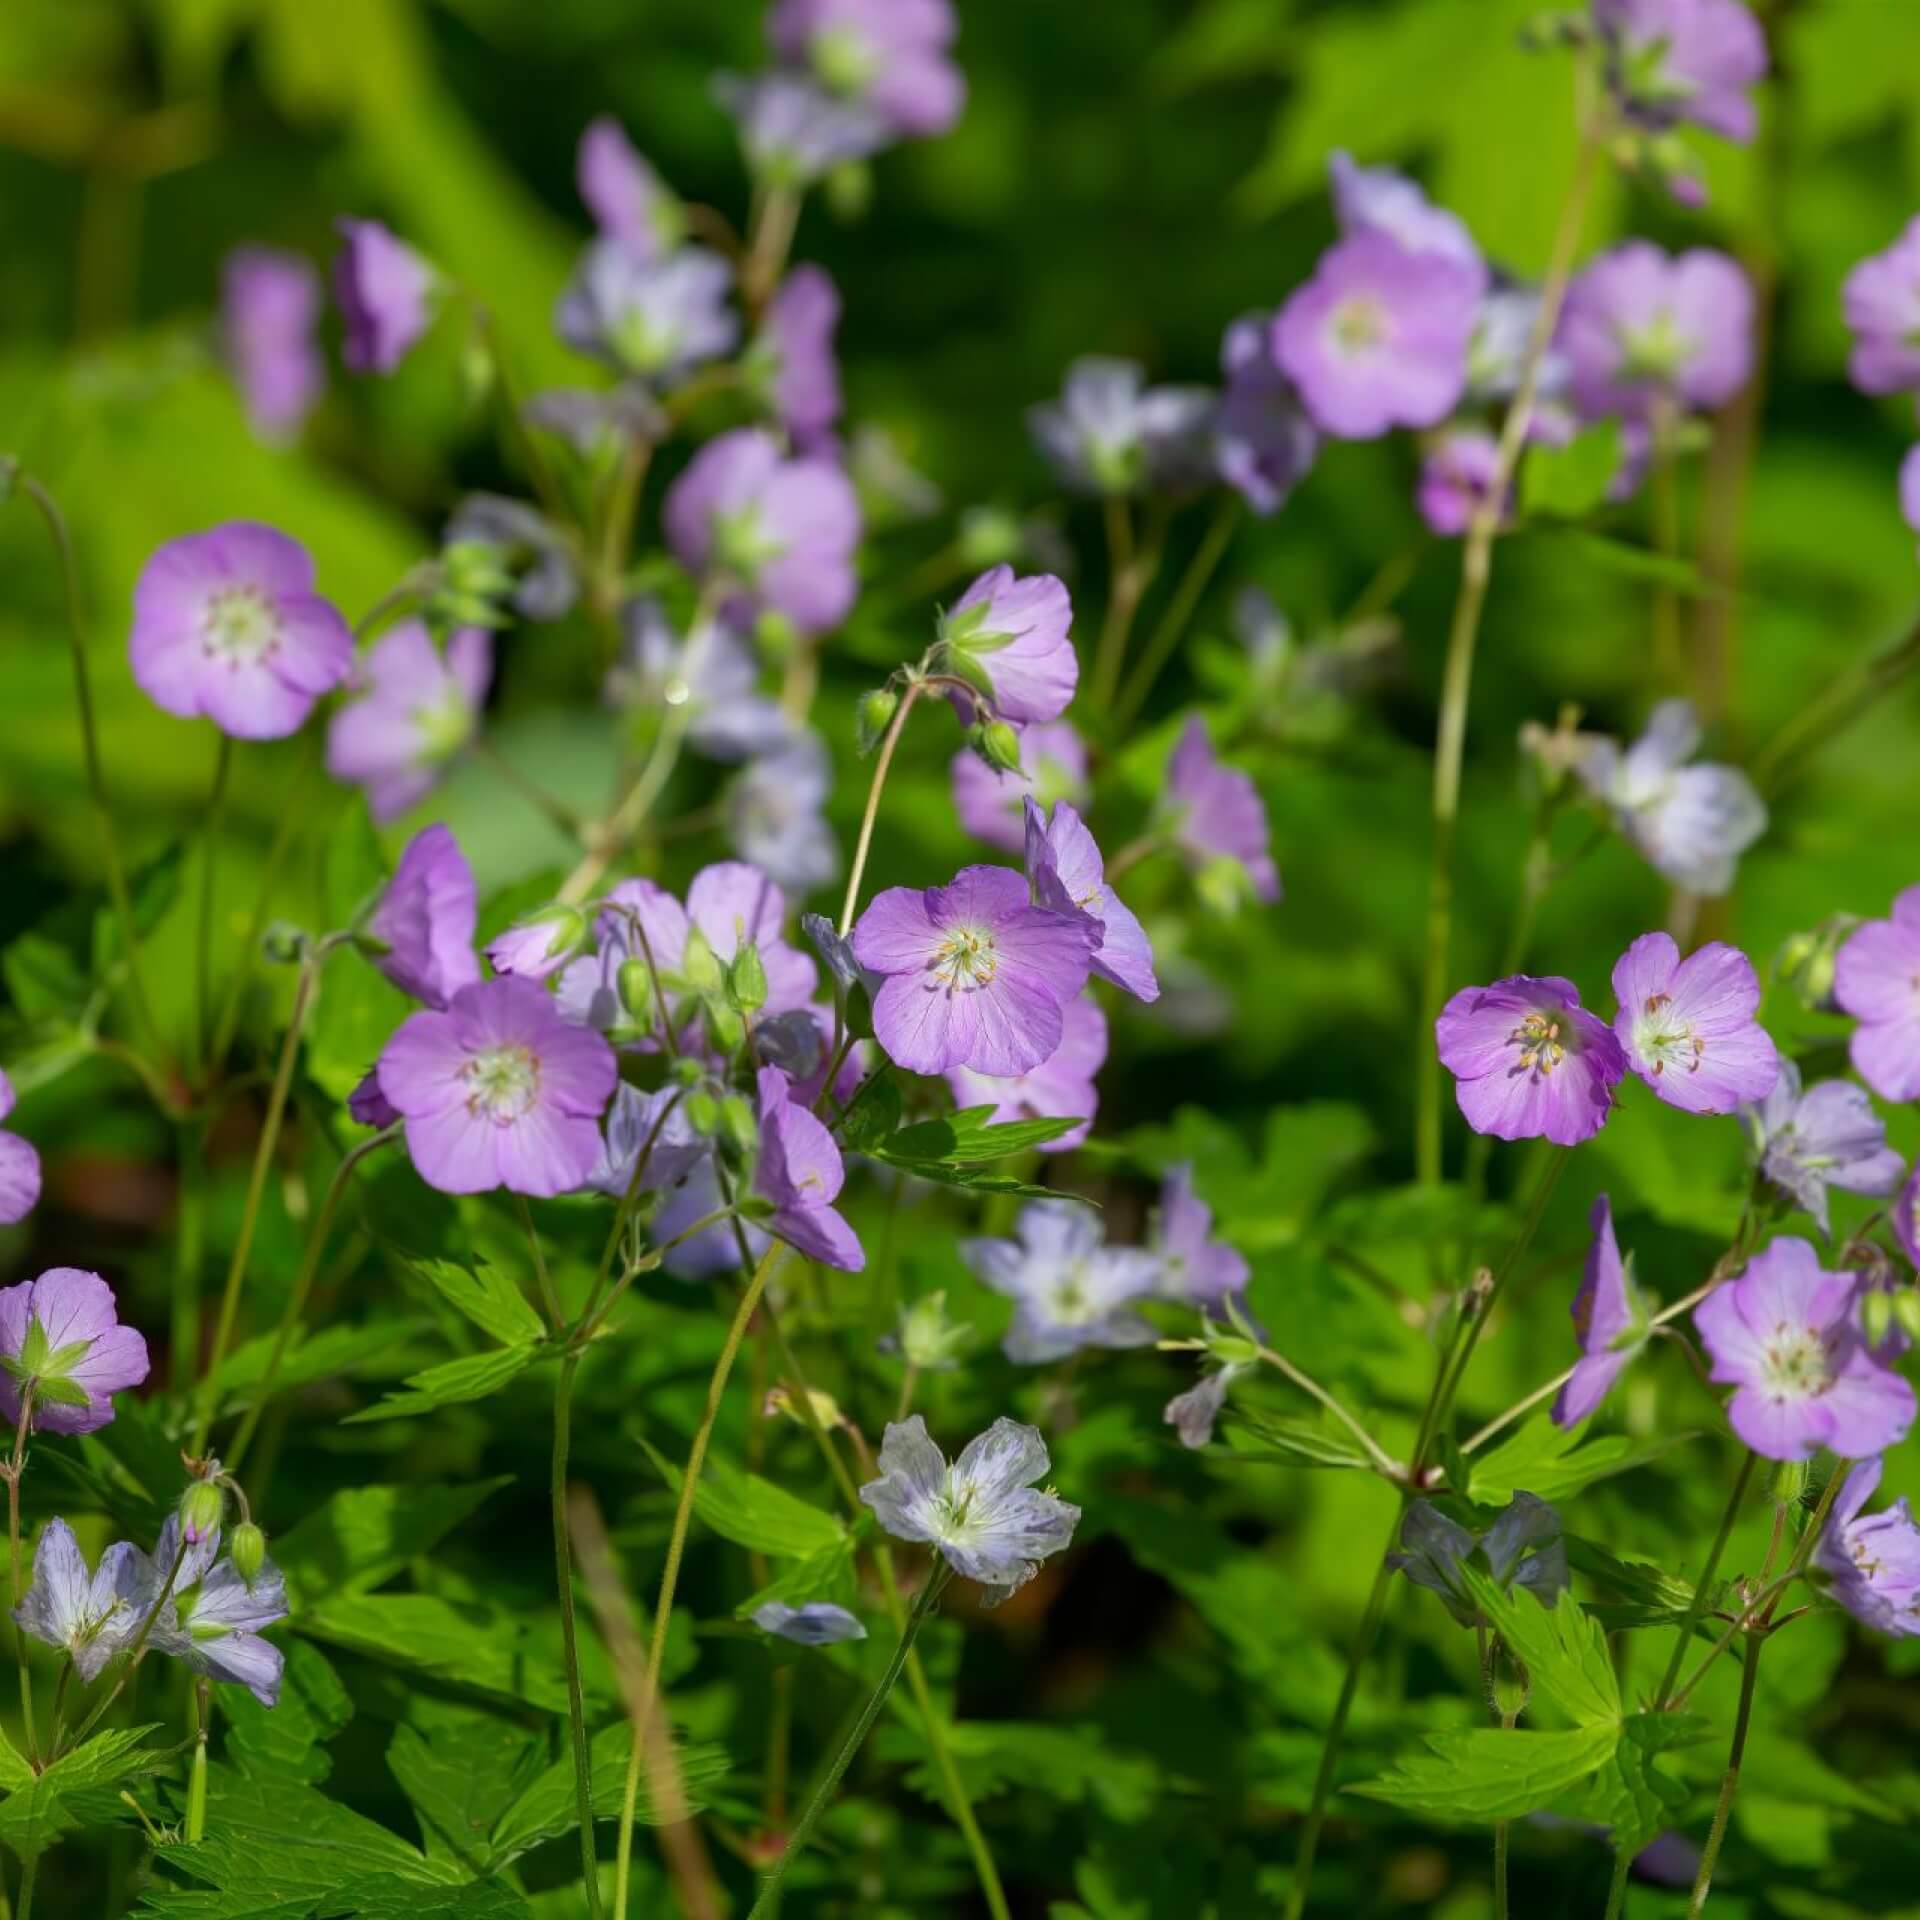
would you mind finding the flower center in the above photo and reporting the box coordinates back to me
[933,924,998,992]
[201,586,281,667]
[1508,1010,1569,1079]
[412,690,472,763]
[1619,307,1697,384]
[461,1044,539,1123]
[811,23,879,95]
[1330,296,1387,356]
[1049,1261,1095,1323]
[1631,990,1704,1078]
[1758,1323,1834,1402]
[713,505,784,580]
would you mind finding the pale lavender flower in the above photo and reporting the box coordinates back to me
[1696,1237,1915,1460]
[961,1198,1160,1365]
[1554,1196,1652,1428]
[952,721,1090,854]
[364,825,481,1011]
[1416,426,1504,537]
[1160,716,1281,907]
[1214,311,1318,516]
[1436,974,1627,1147]
[714,71,886,187]
[727,735,839,896]
[1834,885,1920,1102]
[577,116,683,261]
[1844,219,1920,396]
[135,1517,288,1707]
[1024,798,1158,1002]
[1611,932,1780,1114]
[769,0,965,139]
[1743,1060,1904,1235]
[859,1415,1080,1599]
[12,1519,144,1683]
[755,1065,863,1270]
[557,241,737,384]
[525,384,667,458]
[945,995,1107,1154]
[1815,1457,1920,1638]
[0,1268,150,1437]
[325,622,491,823]
[1028,357,1216,496]
[655,1159,767,1279]
[1593,0,1768,143]
[1389,1493,1569,1627]
[936,566,1079,727]
[1327,152,1487,284]
[1152,1164,1249,1309]
[445,495,579,624]
[753,1601,867,1645]
[129,522,353,740]
[0,1071,41,1227]
[333,219,434,375]
[378,978,617,1197]
[584,1084,707,1200]
[1165,1366,1244,1450]
[607,598,790,764]
[484,905,591,984]
[221,247,324,443]
[751,266,843,445]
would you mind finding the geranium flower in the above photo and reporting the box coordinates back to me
[0,1071,41,1227]
[946,995,1107,1154]
[221,247,324,444]
[1553,1196,1652,1428]
[1834,884,1920,1101]
[1024,798,1158,1002]
[952,721,1089,854]
[1742,1061,1903,1236]
[935,567,1079,727]
[364,825,481,1011]
[961,1198,1160,1364]
[333,218,434,375]
[326,622,492,823]
[1435,974,1626,1146]
[1815,1458,1920,1638]
[0,1268,150,1437]
[13,1519,144,1683]
[1611,932,1779,1115]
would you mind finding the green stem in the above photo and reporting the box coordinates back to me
[1648,399,1684,688]
[745,1566,952,1920]
[553,1349,604,1918]
[1654,1450,1757,1709]
[171,1126,208,1395]
[1749,604,1920,795]
[1090,493,1154,711]
[836,677,925,936]
[194,734,233,1077]
[476,305,570,528]
[1685,1628,1762,1918]
[1113,495,1239,728]
[1602,1844,1633,1920]
[1254,1345,1402,1480]
[898,1629,1011,1920]
[186,1681,211,1842]
[14,1856,32,1920]
[1494,1816,1510,1920]
[7,1389,37,1764]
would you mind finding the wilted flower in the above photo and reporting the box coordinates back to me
[13,1519,144,1682]
[138,1516,290,1707]
[934,566,1079,727]
[1695,1237,1914,1460]
[1814,1457,1920,1638]
[444,495,580,624]
[608,598,790,763]
[1028,357,1215,496]
[946,995,1107,1154]
[1554,1196,1652,1428]
[1592,0,1768,143]
[325,622,492,823]
[1436,973,1627,1147]
[129,522,353,740]
[1024,798,1158,1003]
[1214,311,1318,516]
[333,218,434,375]
[555,241,738,383]
[221,247,324,443]
[1843,219,1920,397]
[750,265,843,446]
[363,824,481,1011]
[714,71,885,187]
[1388,1492,1570,1626]
[769,0,965,140]
[1833,885,1920,1102]
[584,1084,707,1200]
[1742,1060,1904,1236]
[0,1268,150,1436]
[1152,1164,1250,1310]
[728,736,840,895]
[1160,717,1281,907]
[486,905,592,983]
[1164,1365,1245,1450]
[859,1415,1080,1599]
[1611,932,1779,1115]
[577,116,683,262]
[752,1600,868,1645]
[0,1071,41,1227]
[961,1198,1160,1364]
[754,1065,864,1271]
[952,720,1089,854]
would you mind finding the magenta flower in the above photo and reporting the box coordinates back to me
[851,865,1093,1077]
[946,995,1107,1154]
[1744,1061,1904,1236]
[1024,798,1158,1003]
[1327,152,1487,285]
[1592,0,1768,143]
[1834,885,1920,1101]
[1436,974,1627,1147]
[1695,1237,1915,1461]
[378,977,616,1197]
[0,1268,150,1436]
[952,721,1089,854]
[1611,932,1779,1115]
[555,242,738,383]
[751,266,843,446]
[1560,244,1754,424]
[365,825,481,1011]
[1844,219,1920,396]
[1214,311,1318,517]
[1152,1164,1250,1310]
[221,247,324,444]
[1416,426,1504,537]
[577,116,682,262]
[326,622,492,823]
[769,0,964,139]
[0,1071,41,1227]
[1815,1458,1920,1638]
[333,218,434,375]
[129,523,353,740]
[664,427,861,633]
[754,1066,863,1270]
[1274,232,1481,440]
[935,566,1079,727]
[1553,1196,1652,1428]
[1160,717,1281,907]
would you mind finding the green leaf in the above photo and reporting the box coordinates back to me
[641,1441,846,1560]
[223,1642,352,1787]
[1547,531,1733,600]
[1220,1412,1371,1470]
[344,1346,542,1424]
[1350,1724,1618,1824]
[318,1882,534,1920]
[876,1719,1161,1824]
[881,1106,1086,1165]
[0,1725,166,1861]
[412,1257,545,1348]
[1559,1711,1711,1857]
[273,1480,512,1603]
[1459,1570,1619,1728]
[1520,420,1622,521]
[736,1539,861,1620]
[208,1319,429,1413]
[1467,1416,1694,1504]
[1564,1536,1697,1629]
[386,1706,546,1877]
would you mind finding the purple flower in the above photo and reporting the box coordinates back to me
[1152,1164,1250,1309]
[1390,1494,1569,1627]
[851,865,1093,1077]
[664,428,862,634]
[1815,1458,1920,1638]
[952,721,1089,854]
[1024,798,1158,1002]
[1327,152,1487,285]
[485,906,591,984]
[1028,357,1216,496]
[577,116,683,262]
[364,825,481,1011]
[129,522,353,740]
[1896,1164,1920,1274]
[946,995,1107,1154]
[13,1519,144,1683]
[0,1071,42,1227]
[754,1066,863,1270]
[935,566,1080,727]
[654,1159,766,1279]
[1844,219,1920,396]
[753,1600,867,1645]
[1834,885,1920,1101]
[1696,1237,1915,1460]
[556,242,738,384]
[1214,311,1318,516]
[1468,285,1574,415]
[1902,445,1920,537]
[1274,233,1481,440]
[1611,932,1779,1115]
[1416,426,1504,537]
[137,1516,289,1707]
[325,622,491,823]
[1160,716,1281,907]
[445,495,579,624]
[1560,244,1754,424]
[1554,1196,1652,1427]
[378,978,617,1197]
[607,598,790,764]
[1575,700,1765,896]
[333,219,434,375]
[727,735,840,896]
[221,247,324,444]
[714,71,886,188]
[348,1069,399,1130]
[1743,1060,1904,1236]
[1436,974,1627,1147]
[585,1084,707,1200]
[961,1198,1160,1364]
[750,266,843,446]
[0,1268,150,1436]
[769,0,965,140]
[1593,0,1768,143]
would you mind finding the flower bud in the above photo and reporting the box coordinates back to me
[680,926,725,998]
[489,904,590,981]
[704,1000,746,1056]
[1777,917,1855,1014]
[230,1521,267,1586]
[824,157,872,221]
[670,1054,707,1088]
[618,956,660,1027]
[894,1291,971,1371]
[970,720,1024,776]
[180,1481,225,1546]
[728,943,769,1015]
[856,687,900,754]
[1895,1291,1920,1344]
[1769,1458,1812,1508]
[1862,1287,1897,1350]
[262,921,312,965]
[719,1093,758,1160]
[753,608,800,665]
[736,1192,778,1222]
[1490,1641,1531,1722]
[684,1088,722,1136]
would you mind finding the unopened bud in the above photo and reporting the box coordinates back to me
[1895,1291,1920,1344]
[263,921,311,965]
[728,943,769,1015]
[856,688,900,754]
[765,1384,844,1431]
[680,926,725,997]
[1769,1458,1812,1508]
[617,957,660,1027]
[971,720,1023,775]
[957,505,1024,570]
[704,1001,746,1055]
[230,1522,267,1585]
[180,1481,225,1545]
[1490,1641,1531,1722]
[1862,1288,1896,1350]
[685,1089,722,1137]
[719,1093,758,1159]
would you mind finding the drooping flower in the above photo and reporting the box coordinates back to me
[1164,1365,1246,1450]
[129,523,353,740]
[1389,1493,1570,1627]
[12,1519,144,1683]
[1742,1060,1904,1236]
[1575,699,1765,896]
[769,0,965,139]
[1214,311,1318,516]
[851,865,1093,1077]
[325,622,492,823]
[1814,1457,1920,1638]
[485,905,592,984]
[1023,798,1158,1003]
[1553,1195,1652,1428]
[584,1084,708,1201]
[1416,426,1505,537]
[859,1415,1080,1600]
[606,598,790,764]
[378,978,617,1198]
[946,995,1107,1154]
[1027,357,1216,497]
[444,495,580,624]
[1159,716,1281,907]
[1274,232,1481,440]
[1695,1237,1915,1460]
[664,427,862,634]
[333,219,434,375]
[364,824,481,1011]
[347,1069,399,1130]
[0,1071,41,1227]
[1436,974,1627,1147]
[1843,219,1920,397]
[1592,0,1769,143]
[577,116,683,262]
[1834,885,1920,1102]
[1611,932,1779,1115]
[952,721,1089,854]
[1326,152,1487,285]
[1151,1164,1250,1310]
[0,1268,150,1437]
[1559,244,1754,424]
[752,1600,868,1645]
[727,735,840,896]
[961,1198,1160,1364]
[525,384,667,459]
[555,242,738,384]
[713,71,886,188]
[221,247,325,444]
[753,1066,864,1271]
[749,265,843,446]
[133,1516,289,1707]
[934,566,1079,727]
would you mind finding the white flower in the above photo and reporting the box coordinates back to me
[960,1199,1161,1364]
